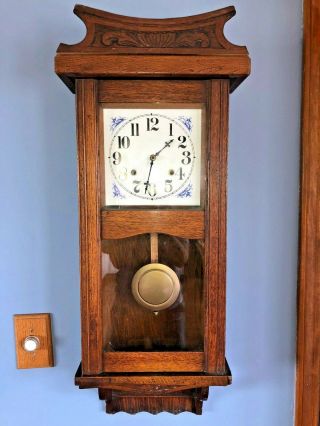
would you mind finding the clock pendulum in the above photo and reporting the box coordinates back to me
[55,4,250,414]
[131,233,181,312]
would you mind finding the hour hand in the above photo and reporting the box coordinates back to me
[154,139,174,157]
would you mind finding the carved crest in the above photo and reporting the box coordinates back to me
[57,4,247,54]
[55,5,250,93]
[92,26,214,49]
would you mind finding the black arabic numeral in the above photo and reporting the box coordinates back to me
[178,135,187,148]
[133,180,141,193]
[147,183,157,197]
[131,123,139,136]
[182,151,191,165]
[118,136,130,149]
[165,179,173,193]
[112,151,121,165]
[147,117,159,131]
[175,167,185,180]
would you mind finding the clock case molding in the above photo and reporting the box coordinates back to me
[55,4,250,415]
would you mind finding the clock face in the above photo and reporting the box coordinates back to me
[103,107,202,206]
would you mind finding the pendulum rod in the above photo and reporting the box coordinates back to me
[150,233,159,263]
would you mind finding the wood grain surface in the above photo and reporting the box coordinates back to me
[295,1,320,425]
[102,389,208,414]
[58,4,246,54]
[55,5,250,93]
[98,80,207,104]
[75,362,232,387]
[101,209,204,239]
[55,54,250,81]
[76,79,103,374]
[103,352,204,372]
[14,313,54,369]
[203,80,229,374]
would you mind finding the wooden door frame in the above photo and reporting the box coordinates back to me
[294,1,320,425]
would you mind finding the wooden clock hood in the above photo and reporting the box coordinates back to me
[55,4,250,92]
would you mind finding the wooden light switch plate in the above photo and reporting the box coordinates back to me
[14,313,54,369]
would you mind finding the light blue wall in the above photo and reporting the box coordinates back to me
[0,1,301,425]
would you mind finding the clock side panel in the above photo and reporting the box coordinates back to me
[204,79,229,373]
[76,79,103,374]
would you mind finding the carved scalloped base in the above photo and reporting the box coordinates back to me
[75,363,232,415]
[98,387,209,415]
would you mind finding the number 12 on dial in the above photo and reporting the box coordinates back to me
[103,108,202,206]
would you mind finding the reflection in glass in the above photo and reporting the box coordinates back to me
[101,234,204,352]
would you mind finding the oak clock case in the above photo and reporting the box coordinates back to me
[55,4,250,415]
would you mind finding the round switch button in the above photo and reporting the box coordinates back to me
[23,336,40,352]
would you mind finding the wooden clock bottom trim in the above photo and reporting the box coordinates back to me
[75,362,231,414]
[99,386,209,414]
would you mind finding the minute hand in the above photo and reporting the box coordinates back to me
[154,139,174,157]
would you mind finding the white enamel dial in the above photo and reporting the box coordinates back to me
[103,108,202,206]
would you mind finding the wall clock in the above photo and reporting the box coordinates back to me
[55,4,250,414]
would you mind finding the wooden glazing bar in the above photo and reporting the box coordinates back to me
[98,80,207,103]
[103,351,204,372]
[101,209,204,240]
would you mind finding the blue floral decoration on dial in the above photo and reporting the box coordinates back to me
[110,117,126,131]
[112,183,125,199]
[178,116,192,132]
[177,183,192,198]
